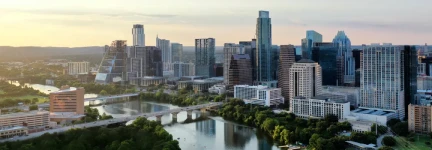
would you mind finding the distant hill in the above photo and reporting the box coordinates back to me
[0,46,103,62]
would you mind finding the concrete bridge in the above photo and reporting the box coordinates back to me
[0,102,223,143]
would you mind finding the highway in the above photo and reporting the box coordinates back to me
[0,102,223,143]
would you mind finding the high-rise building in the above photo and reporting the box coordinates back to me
[403,45,418,113]
[333,31,354,85]
[156,36,171,71]
[234,85,284,106]
[171,43,183,62]
[360,44,405,119]
[223,43,244,85]
[49,85,84,115]
[195,38,216,77]
[67,62,89,75]
[239,39,257,81]
[0,111,49,129]
[278,45,296,100]
[95,40,127,84]
[173,62,195,77]
[127,46,163,80]
[302,30,323,59]
[408,104,432,134]
[311,42,339,85]
[292,96,350,120]
[288,59,322,110]
[229,54,253,87]
[256,11,276,87]
[132,24,145,46]
[352,49,362,70]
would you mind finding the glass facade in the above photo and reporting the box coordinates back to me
[96,40,128,84]
[302,30,323,59]
[312,43,338,85]
[403,46,418,114]
[195,38,216,77]
[171,43,183,62]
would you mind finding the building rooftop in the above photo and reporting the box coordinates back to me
[0,110,49,118]
[351,108,396,117]
[232,54,250,60]
[142,76,165,80]
[0,126,27,132]
[297,59,315,63]
[234,85,268,89]
[49,112,85,119]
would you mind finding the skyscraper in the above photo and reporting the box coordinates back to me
[278,45,296,99]
[229,54,253,87]
[132,24,145,46]
[156,35,171,71]
[223,43,244,85]
[256,10,276,87]
[95,40,127,84]
[128,46,163,78]
[333,31,354,85]
[302,30,323,59]
[360,44,405,119]
[311,42,339,85]
[171,43,183,62]
[239,39,257,81]
[195,38,216,77]
[288,59,322,110]
[403,45,418,115]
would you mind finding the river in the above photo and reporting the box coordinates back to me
[15,82,280,150]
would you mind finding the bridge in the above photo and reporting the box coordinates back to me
[0,102,223,143]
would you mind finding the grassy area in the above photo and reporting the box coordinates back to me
[392,135,432,150]
[0,95,48,104]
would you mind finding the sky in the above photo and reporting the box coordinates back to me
[0,0,431,47]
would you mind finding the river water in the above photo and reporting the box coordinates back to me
[15,82,280,150]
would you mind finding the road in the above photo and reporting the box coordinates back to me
[0,102,223,143]
[376,127,392,148]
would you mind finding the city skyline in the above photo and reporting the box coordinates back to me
[1,0,431,47]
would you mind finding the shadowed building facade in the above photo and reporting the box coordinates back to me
[278,45,296,100]
[228,54,253,88]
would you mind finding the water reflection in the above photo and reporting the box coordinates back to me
[92,101,279,150]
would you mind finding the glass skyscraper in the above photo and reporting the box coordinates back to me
[333,31,354,85]
[312,42,338,85]
[302,30,322,59]
[195,38,216,77]
[255,11,276,87]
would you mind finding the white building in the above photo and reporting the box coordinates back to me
[173,62,195,77]
[156,35,171,71]
[347,108,398,125]
[178,77,223,93]
[132,24,145,46]
[208,84,226,95]
[322,86,360,107]
[67,62,89,75]
[291,96,350,120]
[223,43,244,85]
[234,85,284,106]
[415,90,432,105]
[0,126,28,138]
[360,44,405,119]
[0,110,50,129]
[418,63,426,75]
[288,59,322,110]
[418,76,432,90]
[345,120,373,133]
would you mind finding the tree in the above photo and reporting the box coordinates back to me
[378,146,394,150]
[99,90,108,96]
[31,98,38,104]
[372,123,388,135]
[387,119,401,127]
[324,114,339,123]
[391,122,409,136]
[29,105,38,111]
[261,118,279,134]
[382,136,396,146]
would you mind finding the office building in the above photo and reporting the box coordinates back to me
[322,86,360,107]
[352,49,362,70]
[171,43,183,62]
[419,63,426,75]
[67,62,89,75]
[49,86,84,115]
[421,57,432,76]
[223,43,245,85]
[278,45,296,99]
[195,38,216,77]
[234,85,284,106]
[415,90,432,105]
[239,39,257,81]
[289,59,322,110]
[256,11,277,87]
[173,62,195,77]
[178,77,223,93]
[132,24,145,46]
[418,76,432,90]
[408,104,432,134]
[360,44,405,119]
[228,54,253,87]
[403,45,418,114]
[95,40,127,84]
[311,42,339,85]
[302,30,323,59]
[333,31,354,85]
[0,126,28,138]
[0,110,49,129]
[156,36,171,71]
[292,96,350,120]
[128,46,163,78]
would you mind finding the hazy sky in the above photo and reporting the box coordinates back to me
[1,0,431,47]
